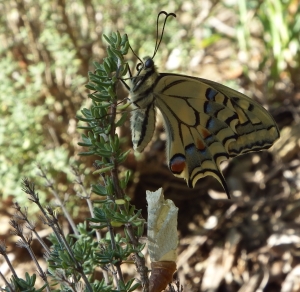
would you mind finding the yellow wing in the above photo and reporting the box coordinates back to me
[152,74,279,196]
[129,57,280,198]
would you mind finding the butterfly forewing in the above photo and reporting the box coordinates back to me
[197,78,280,157]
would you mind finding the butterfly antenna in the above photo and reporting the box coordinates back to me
[152,11,176,59]
[127,33,144,74]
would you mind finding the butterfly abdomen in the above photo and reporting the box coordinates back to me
[130,57,160,152]
[130,104,156,152]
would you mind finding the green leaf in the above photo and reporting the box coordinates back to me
[78,151,96,156]
[92,184,108,196]
[77,125,97,130]
[110,46,124,62]
[93,165,114,174]
[115,112,128,127]
[128,282,141,291]
[115,31,122,47]
[77,142,93,147]
[76,115,95,122]
[117,149,131,164]
[103,34,112,45]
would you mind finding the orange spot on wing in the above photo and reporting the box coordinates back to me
[200,128,211,139]
[196,138,206,151]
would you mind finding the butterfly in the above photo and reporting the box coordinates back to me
[126,11,280,198]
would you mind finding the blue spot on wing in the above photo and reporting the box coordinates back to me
[207,117,215,129]
[206,88,218,101]
[204,102,213,114]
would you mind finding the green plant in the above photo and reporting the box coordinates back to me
[236,0,300,88]
[1,32,148,292]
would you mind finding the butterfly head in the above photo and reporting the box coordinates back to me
[130,57,158,94]
[136,57,155,75]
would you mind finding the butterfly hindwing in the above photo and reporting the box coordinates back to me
[196,78,280,157]
[153,74,239,194]
[152,74,279,195]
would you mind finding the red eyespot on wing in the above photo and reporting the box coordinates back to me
[169,154,186,174]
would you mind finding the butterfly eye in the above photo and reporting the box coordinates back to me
[144,58,154,69]
[136,62,143,71]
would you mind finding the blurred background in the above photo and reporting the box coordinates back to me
[1,0,300,291]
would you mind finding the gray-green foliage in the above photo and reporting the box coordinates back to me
[2,31,147,292]
[0,0,89,203]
